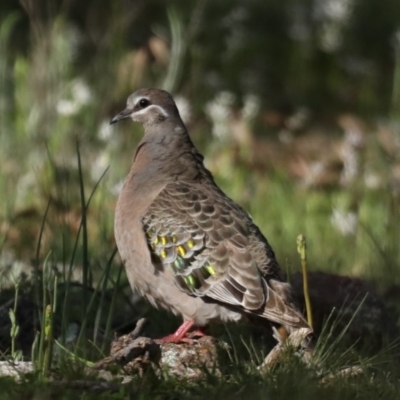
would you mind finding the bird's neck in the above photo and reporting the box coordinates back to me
[128,123,204,187]
[117,123,213,221]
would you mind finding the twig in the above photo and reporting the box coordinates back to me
[129,318,147,340]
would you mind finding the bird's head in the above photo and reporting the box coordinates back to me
[110,88,181,127]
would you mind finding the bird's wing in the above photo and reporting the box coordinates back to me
[143,181,305,328]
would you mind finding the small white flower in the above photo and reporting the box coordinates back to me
[340,144,360,186]
[56,99,80,116]
[314,0,353,22]
[364,172,382,189]
[345,127,364,147]
[331,208,358,235]
[241,94,260,122]
[320,23,342,52]
[71,78,92,105]
[286,107,310,131]
[57,78,92,116]
[98,120,114,141]
[0,260,26,288]
[90,152,110,182]
[205,91,235,140]
[315,0,354,52]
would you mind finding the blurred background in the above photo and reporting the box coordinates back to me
[0,0,400,354]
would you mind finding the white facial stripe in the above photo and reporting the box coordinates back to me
[133,97,149,106]
[134,104,169,118]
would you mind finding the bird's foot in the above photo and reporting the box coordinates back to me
[187,328,207,338]
[155,335,194,344]
[155,321,207,344]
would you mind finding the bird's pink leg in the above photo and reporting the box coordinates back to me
[155,320,195,344]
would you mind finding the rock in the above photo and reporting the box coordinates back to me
[93,319,222,380]
[0,361,33,380]
[159,335,221,379]
[93,336,161,376]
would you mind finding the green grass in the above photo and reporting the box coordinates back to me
[0,341,399,400]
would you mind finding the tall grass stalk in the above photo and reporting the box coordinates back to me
[76,139,90,323]
[162,6,185,93]
[96,247,118,354]
[58,144,109,352]
[34,252,57,378]
[33,199,51,326]
[74,266,114,354]
[297,234,313,328]
[314,295,368,369]
[8,282,21,361]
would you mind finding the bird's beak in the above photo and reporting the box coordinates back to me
[110,107,133,125]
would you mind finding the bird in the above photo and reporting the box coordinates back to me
[110,88,312,344]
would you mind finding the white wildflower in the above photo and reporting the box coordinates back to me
[90,152,110,182]
[98,120,114,141]
[315,0,354,52]
[339,127,364,186]
[340,144,359,186]
[71,78,92,105]
[241,94,260,122]
[345,127,365,147]
[316,0,352,21]
[57,78,92,116]
[205,91,235,140]
[320,23,343,52]
[331,208,358,235]
[0,260,26,288]
[56,99,80,116]
[364,172,382,189]
[286,107,310,131]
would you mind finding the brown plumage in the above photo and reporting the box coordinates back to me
[111,88,310,343]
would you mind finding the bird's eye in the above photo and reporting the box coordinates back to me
[139,98,149,108]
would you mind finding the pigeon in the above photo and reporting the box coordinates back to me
[111,88,311,343]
